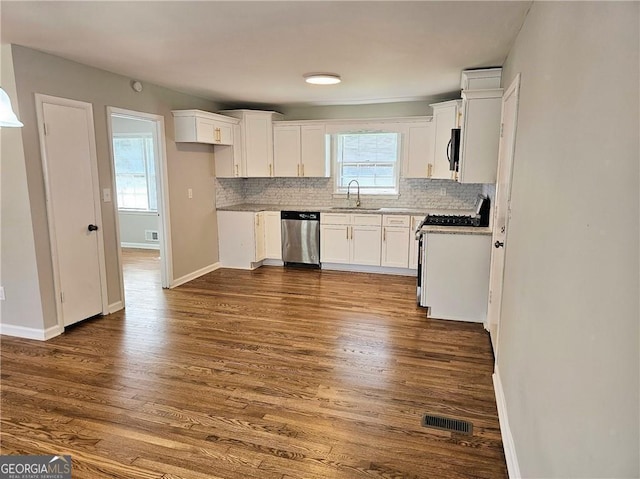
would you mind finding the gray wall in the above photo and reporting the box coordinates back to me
[0,44,45,331]
[499,2,639,477]
[8,45,222,329]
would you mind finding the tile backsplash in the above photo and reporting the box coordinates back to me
[216,177,484,210]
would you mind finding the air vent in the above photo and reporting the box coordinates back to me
[421,414,473,435]
[145,230,159,242]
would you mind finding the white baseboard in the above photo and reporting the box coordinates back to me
[171,262,221,288]
[0,323,63,341]
[121,242,160,250]
[493,367,521,479]
[108,301,124,314]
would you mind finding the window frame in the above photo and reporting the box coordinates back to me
[327,122,406,198]
[112,133,158,212]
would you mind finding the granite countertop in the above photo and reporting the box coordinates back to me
[217,203,493,234]
[216,203,462,217]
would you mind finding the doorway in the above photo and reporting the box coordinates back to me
[107,107,172,307]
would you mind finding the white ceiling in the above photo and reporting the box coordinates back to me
[1,1,531,108]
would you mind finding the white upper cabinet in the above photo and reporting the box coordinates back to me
[273,122,328,177]
[461,68,502,90]
[220,110,283,177]
[430,100,462,180]
[458,89,503,184]
[172,110,237,145]
[403,120,435,179]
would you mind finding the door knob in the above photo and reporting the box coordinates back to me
[88,224,99,232]
[494,240,504,248]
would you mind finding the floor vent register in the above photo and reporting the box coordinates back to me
[421,413,473,435]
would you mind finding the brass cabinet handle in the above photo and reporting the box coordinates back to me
[301,164,305,176]
[383,227,386,242]
[214,127,221,142]
[346,227,349,240]
[269,164,273,176]
[427,163,433,178]
[297,164,300,176]
[235,164,239,176]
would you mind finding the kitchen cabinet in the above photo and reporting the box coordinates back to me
[172,110,237,145]
[461,68,502,91]
[429,100,462,180]
[217,210,281,267]
[381,215,410,268]
[254,212,266,261]
[402,120,435,179]
[273,122,328,177]
[408,215,423,270]
[220,110,283,177]
[320,213,381,266]
[420,231,491,322]
[457,89,503,184]
[264,211,282,260]
[214,123,243,178]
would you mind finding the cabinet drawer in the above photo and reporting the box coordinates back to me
[352,214,382,226]
[321,213,351,225]
[383,215,410,227]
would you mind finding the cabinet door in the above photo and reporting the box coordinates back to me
[404,122,434,178]
[254,212,266,261]
[214,123,243,177]
[195,118,217,144]
[432,103,459,179]
[244,113,273,177]
[273,125,301,177]
[350,225,381,266]
[459,92,502,184]
[320,225,350,263]
[264,211,282,259]
[381,227,410,268]
[300,125,328,177]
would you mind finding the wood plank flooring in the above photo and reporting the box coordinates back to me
[0,248,507,478]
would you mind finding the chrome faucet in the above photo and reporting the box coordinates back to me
[347,179,361,207]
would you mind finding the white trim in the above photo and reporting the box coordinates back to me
[107,107,173,293]
[108,301,124,314]
[493,367,521,479]
[321,263,416,277]
[170,262,222,288]
[35,94,109,331]
[0,323,63,341]
[121,242,160,251]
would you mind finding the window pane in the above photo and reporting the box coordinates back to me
[113,136,157,211]
[335,132,399,194]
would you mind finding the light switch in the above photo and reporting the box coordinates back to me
[103,188,112,202]
[188,188,193,199]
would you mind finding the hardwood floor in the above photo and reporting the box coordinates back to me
[1,249,507,478]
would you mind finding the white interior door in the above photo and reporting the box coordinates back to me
[486,74,521,354]
[37,95,107,327]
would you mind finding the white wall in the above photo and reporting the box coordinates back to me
[498,2,639,477]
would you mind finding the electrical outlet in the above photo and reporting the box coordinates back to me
[188,188,193,199]
[102,188,111,202]
[439,188,447,196]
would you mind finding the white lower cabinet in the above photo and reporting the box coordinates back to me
[217,210,281,268]
[320,213,381,266]
[381,215,411,268]
[421,232,491,322]
[264,211,282,260]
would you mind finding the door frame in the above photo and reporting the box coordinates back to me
[106,107,173,297]
[486,73,521,359]
[35,94,109,331]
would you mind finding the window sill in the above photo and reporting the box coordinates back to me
[117,209,158,215]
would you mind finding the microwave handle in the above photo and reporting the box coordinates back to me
[447,139,451,161]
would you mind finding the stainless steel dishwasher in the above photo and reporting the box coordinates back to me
[281,211,320,267]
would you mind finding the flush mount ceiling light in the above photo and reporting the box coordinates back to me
[304,73,341,85]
